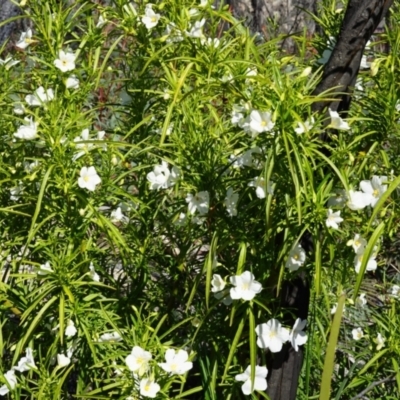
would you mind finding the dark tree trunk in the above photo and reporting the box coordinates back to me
[0,0,23,48]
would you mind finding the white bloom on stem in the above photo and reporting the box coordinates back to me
[96,14,107,28]
[328,189,347,207]
[25,86,54,106]
[38,261,53,275]
[186,191,209,215]
[347,234,367,254]
[10,183,23,201]
[54,50,76,72]
[0,370,17,396]
[147,161,179,190]
[294,117,315,134]
[57,353,71,368]
[164,23,184,43]
[248,177,274,199]
[352,327,364,341]
[230,146,262,169]
[139,378,160,398]
[328,108,350,130]
[66,75,79,89]
[230,271,262,301]
[255,319,290,352]
[111,207,129,223]
[375,333,385,350]
[141,4,160,30]
[16,28,34,49]
[290,318,308,351]
[65,320,77,338]
[326,209,343,229]
[78,166,101,191]
[359,176,388,207]
[390,285,400,298]
[347,190,371,210]
[285,244,306,272]
[14,116,38,140]
[73,128,93,160]
[235,365,268,395]
[249,110,275,136]
[231,104,246,127]
[13,102,25,115]
[159,349,193,375]
[0,56,20,70]
[224,188,238,216]
[187,18,206,38]
[13,348,35,372]
[354,252,377,273]
[211,274,226,293]
[126,346,152,374]
[99,331,122,342]
[355,293,367,307]
[89,262,100,282]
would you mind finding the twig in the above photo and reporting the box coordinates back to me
[349,376,395,400]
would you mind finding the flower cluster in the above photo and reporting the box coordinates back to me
[125,345,193,398]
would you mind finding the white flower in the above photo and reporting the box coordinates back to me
[159,349,193,375]
[352,327,364,341]
[360,55,370,69]
[285,244,306,272]
[65,320,77,338]
[375,333,385,350]
[211,274,226,293]
[186,191,209,215]
[96,14,107,28]
[89,262,100,282]
[347,234,367,254]
[164,23,184,43]
[231,104,246,127]
[235,365,268,395]
[201,37,220,47]
[38,261,53,275]
[13,102,25,115]
[255,319,290,352]
[99,331,122,342]
[25,86,54,106]
[248,177,274,199]
[111,207,129,223]
[16,28,34,50]
[224,188,238,216]
[73,128,93,160]
[355,293,367,307]
[249,110,275,136]
[139,378,160,398]
[390,285,400,298]
[360,176,388,207]
[328,108,350,130]
[354,252,377,273]
[57,353,71,368]
[290,318,308,351]
[14,116,38,140]
[78,166,101,191]
[66,75,80,89]
[187,18,206,38]
[0,57,20,70]
[230,146,262,169]
[10,183,23,201]
[54,50,76,72]
[141,4,160,30]
[147,161,179,190]
[347,190,371,210]
[328,189,347,207]
[0,370,17,396]
[326,209,343,229]
[125,346,152,374]
[13,348,35,372]
[294,117,315,134]
[230,271,262,301]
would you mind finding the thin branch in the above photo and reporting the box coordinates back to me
[349,376,395,400]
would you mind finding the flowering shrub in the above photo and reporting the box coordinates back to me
[1,0,400,398]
